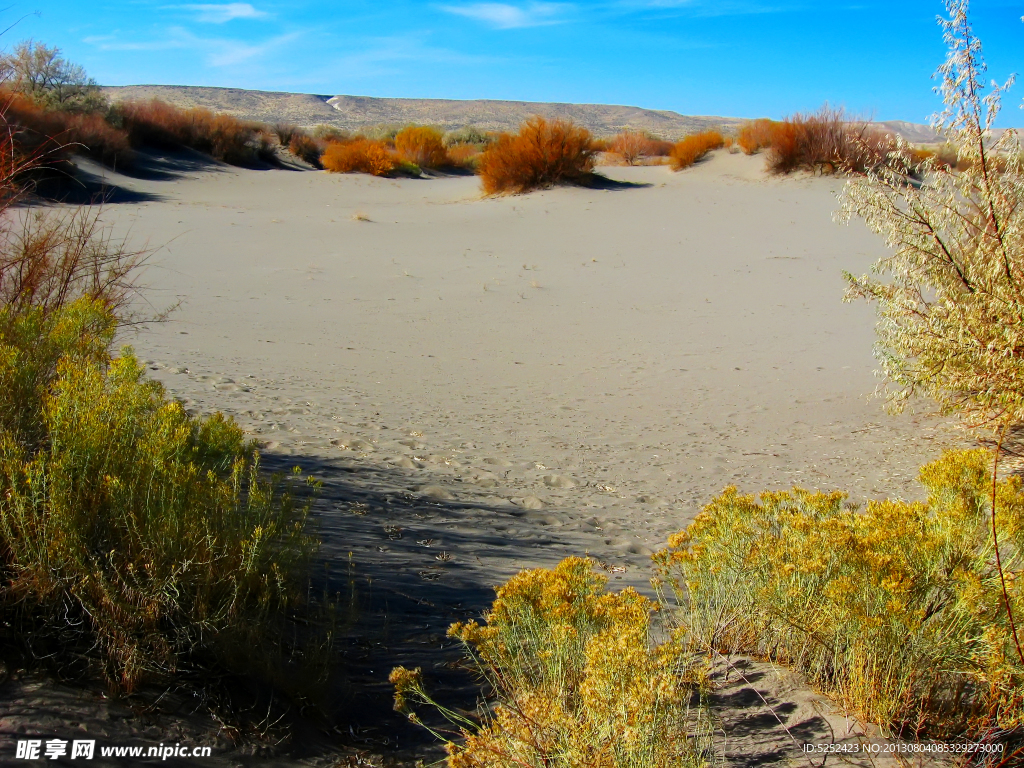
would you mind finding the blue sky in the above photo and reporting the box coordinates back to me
[13,1,1024,125]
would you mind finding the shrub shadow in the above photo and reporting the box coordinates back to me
[577,172,653,190]
[257,449,616,762]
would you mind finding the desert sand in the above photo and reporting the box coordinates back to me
[0,149,965,766]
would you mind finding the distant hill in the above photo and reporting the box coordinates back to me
[102,85,744,139]
[103,85,1003,144]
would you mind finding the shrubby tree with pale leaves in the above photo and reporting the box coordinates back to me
[840,0,1023,432]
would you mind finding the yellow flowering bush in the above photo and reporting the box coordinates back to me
[0,299,320,693]
[391,557,713,768]
[654,449,1024,739]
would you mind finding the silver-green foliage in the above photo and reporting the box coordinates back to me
[839,0,1024,427]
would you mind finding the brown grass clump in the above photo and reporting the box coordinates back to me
[764,106,897,175]
[477,116,597,195]
[669,130,725,170]
[321,138,396,176]
[395,126,448,169]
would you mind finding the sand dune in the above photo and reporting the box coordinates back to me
[3,150,964,765]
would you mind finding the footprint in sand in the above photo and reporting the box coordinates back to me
[636,494,667,506]
[511,495,546,510]
[331,435,375,451]
[523,511,564,526]
[393,457,424,469]
[419,485,456,500]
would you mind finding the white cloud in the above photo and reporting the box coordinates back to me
[85,27,299,67]
[440,2,570,29]
[175,3,269,23]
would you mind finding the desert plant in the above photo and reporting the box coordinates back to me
[609,130,659,165]
[395,125,448,169]
[272,122,300,146]
[654,449,1024,742]
[839,1,1024,429]
[0,90,330,711]
[288,132,324,168]
[0,310,318,692]
[113,100,273,166]
[392,557,714,767]
[766,106,899,175]
[735,118,779,155]
[311,124,350,143]
[477,116,597,195]
[443,125,492,148]
[321,138,396,176]
[0,89,134,169]
[669,130,725,170]
[445,143,481,169]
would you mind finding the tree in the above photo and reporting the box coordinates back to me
[839,0,1023,431]
[0,40,105,113]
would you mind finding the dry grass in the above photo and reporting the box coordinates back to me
[669,130,725,170]
[320,138,396,176]
[477,116,597,195]
[395,126,448,169]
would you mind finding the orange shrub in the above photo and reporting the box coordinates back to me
[321,138,395,176]
[1,90,133,169]
[736,118,779,155]
[669,130,725,170]
[113,99,271,166]
[477,116,597,194]
[395,126,448,169]
[609,130,655,165]
[764,107,901,175]
[288,133,323,168]
[445,143,480,169]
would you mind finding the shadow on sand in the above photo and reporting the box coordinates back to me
[252,449,845,766]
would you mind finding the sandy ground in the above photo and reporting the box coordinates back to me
[0,149,966,766]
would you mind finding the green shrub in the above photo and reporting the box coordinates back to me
[443,125,493,148]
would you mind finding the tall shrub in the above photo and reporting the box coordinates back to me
[395,126,448,169]
[839,1,1024,427]
[477,117,597,194]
